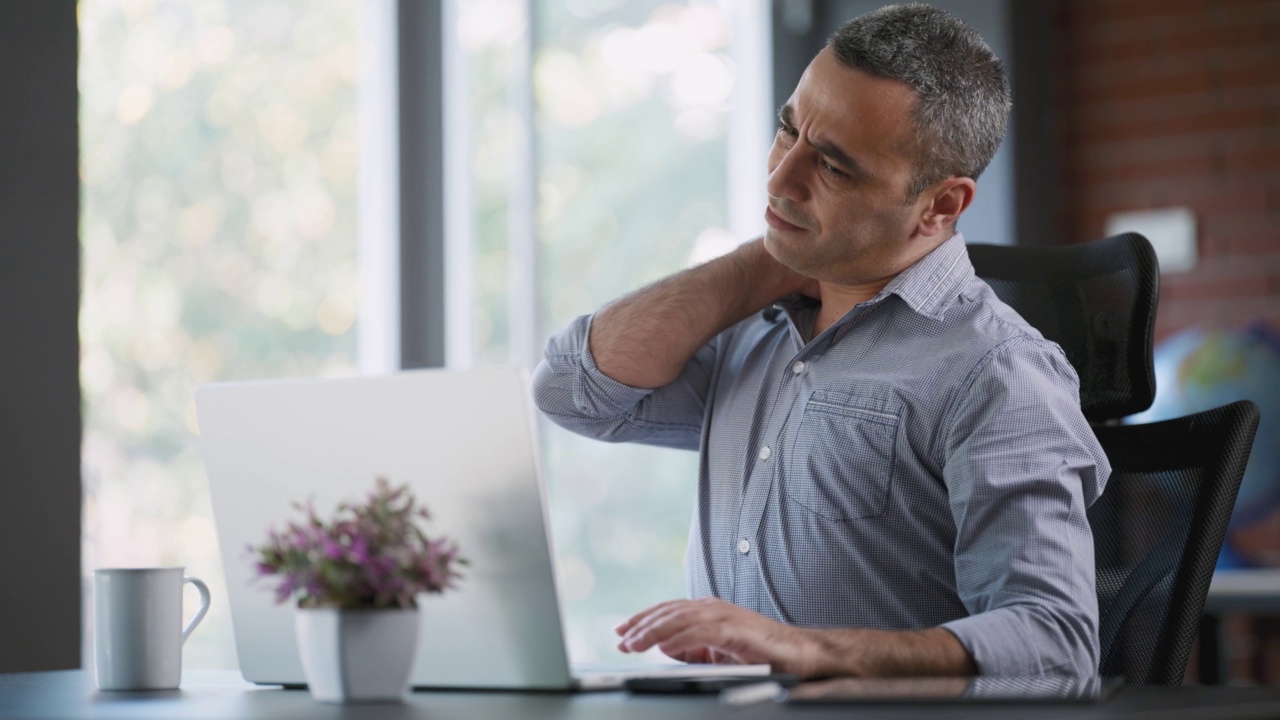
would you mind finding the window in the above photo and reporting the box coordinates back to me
[79,0,768,670]
[79,0,360,668]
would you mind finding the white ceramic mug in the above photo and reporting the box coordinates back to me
[93,567,211,691]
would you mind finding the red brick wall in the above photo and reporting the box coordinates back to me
[1054,0,1280,342]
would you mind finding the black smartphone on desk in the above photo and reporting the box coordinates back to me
[625,674,799,694]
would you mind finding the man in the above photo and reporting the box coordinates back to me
[532,4,1109,679]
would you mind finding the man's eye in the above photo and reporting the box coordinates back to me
[776,122,797,137]
[821,160,848,179]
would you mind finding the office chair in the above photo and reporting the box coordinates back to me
[970,235,1259,683]
[968,233,1159,422]
[1089,400,1260,685]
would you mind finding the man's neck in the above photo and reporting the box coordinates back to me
[809,231,958,336]
[812,277,893,336]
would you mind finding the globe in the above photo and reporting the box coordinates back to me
[1129,322,1280,569]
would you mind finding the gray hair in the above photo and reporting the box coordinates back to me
[827,3,1011,199]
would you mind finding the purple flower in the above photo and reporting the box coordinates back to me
[274,576,296,604]
[322,538,343,560]
[350,535,369,564]
[248,477,466,609]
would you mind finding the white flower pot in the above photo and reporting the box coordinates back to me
[294,607,420,703]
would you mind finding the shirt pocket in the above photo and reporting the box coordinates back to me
[784,388,902,522]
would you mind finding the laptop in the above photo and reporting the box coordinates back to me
[195,366,769,691]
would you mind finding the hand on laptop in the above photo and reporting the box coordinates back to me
[613,597,975,679]
[614,597,821,677]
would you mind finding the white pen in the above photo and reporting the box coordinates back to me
[719,681,786,708]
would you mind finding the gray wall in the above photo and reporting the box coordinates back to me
[771,0,1019,246]
[0,1,82,672]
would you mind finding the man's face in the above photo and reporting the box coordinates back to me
[764,48,933,286]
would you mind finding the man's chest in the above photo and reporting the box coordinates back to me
[704,319,957,505]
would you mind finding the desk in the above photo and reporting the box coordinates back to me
[4,670,1280,719]
[1200,569,1280,684]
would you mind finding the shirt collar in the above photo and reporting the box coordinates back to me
[774,232,975,341]
[872,231,974,320]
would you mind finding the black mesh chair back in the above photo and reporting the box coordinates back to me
[968,233,1159,422]
[1090,400,1260,684]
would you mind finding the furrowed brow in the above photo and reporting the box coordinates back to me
[773,102,865,178]
[777,104,863,176]
[811,137,862,176]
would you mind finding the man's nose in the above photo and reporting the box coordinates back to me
[766,141,809,203]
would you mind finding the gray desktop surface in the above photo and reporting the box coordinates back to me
[6,671,1280,720]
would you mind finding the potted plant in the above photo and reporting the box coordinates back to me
[249,477,465,703]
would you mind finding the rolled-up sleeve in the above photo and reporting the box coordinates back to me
[530,313,715,451]
[939,338,1110,678]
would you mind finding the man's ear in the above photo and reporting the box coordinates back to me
[916,177,975,237]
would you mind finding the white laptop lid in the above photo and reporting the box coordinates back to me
[196,367,575,690]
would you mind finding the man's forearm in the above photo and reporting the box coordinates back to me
[589,239,808,388]
[801,627,977,678]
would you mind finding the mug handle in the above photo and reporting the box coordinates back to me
[182,576,212,645]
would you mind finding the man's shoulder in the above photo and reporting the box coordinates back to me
[940,276,1082,388]
[946,275,1058,353]
[897,275,1077,401]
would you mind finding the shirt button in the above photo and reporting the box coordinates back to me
[737,538,751,554]
[758,446,771,461]
[792,361,806,374]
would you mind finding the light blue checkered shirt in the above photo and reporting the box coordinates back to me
[532,233,1111,678]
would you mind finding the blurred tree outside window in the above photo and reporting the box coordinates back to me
[79,0,359,669]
